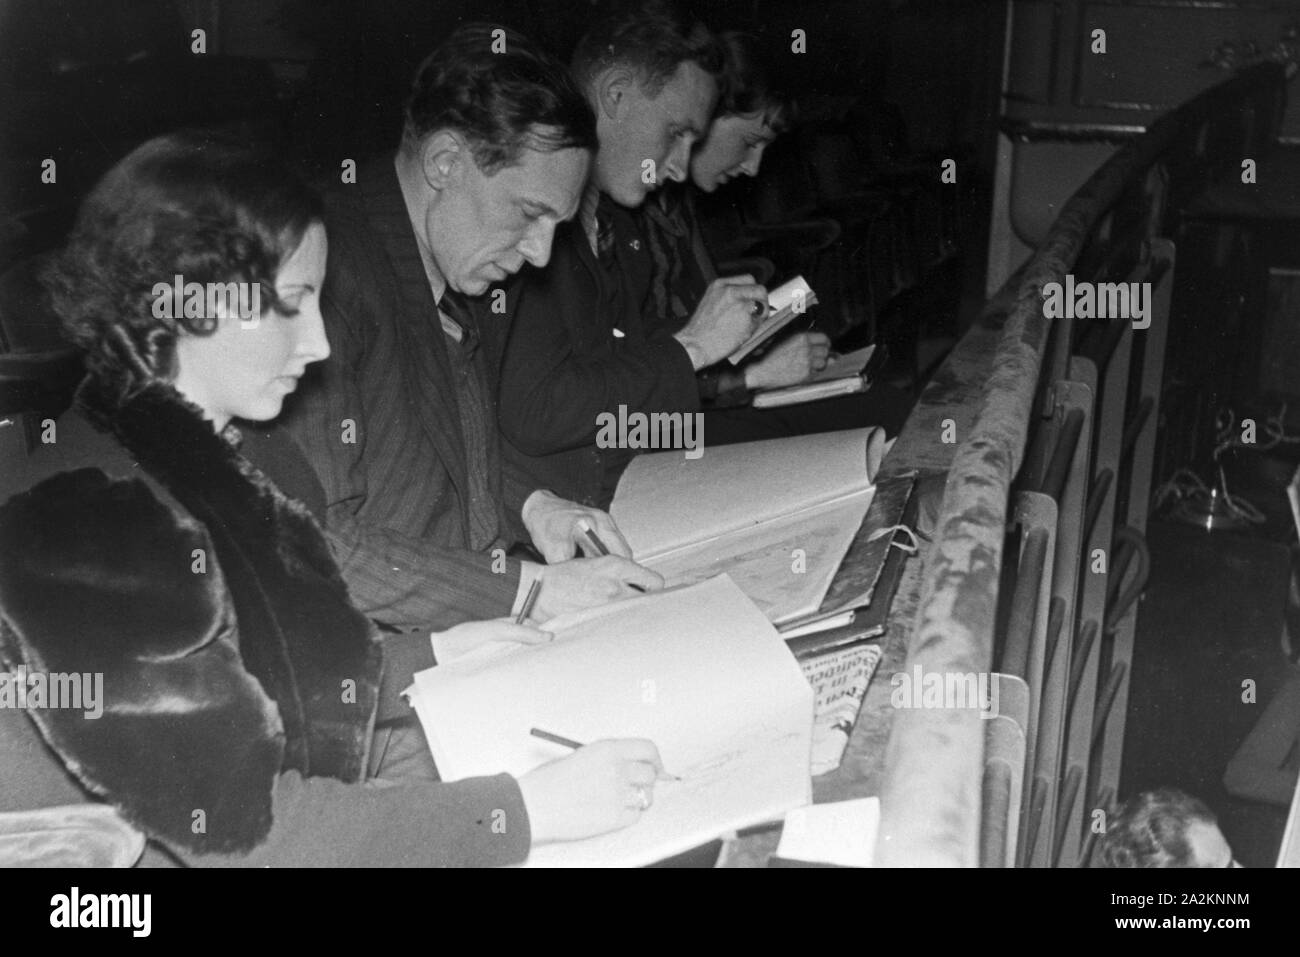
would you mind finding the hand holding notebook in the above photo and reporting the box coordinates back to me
[673,274,772,368]
[752,344,885,409]
[728,276,819,364]
[742,332,833,391]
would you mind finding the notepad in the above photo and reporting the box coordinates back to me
[752,345,877,410]
[406,576,814,867]
[728,276,818,364]
[611,427,887,624]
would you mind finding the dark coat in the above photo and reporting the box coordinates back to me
[498,204,700,508]
[0,377,530,865]
[0,376,380,854]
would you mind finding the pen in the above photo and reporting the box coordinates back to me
[530,727,681,781]
[577,520,646,592]
[515,577,542,624]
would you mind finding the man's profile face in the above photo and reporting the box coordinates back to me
[594,61,716,208]
[423,130,590,297]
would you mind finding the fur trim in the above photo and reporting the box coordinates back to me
[0,377,380,854]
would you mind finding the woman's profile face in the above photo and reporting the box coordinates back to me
[689,111,777,192]
[173,222,329,430]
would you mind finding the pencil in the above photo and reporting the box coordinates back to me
[529,727,681,781]
[577,520,646,592]
[578,520,611,556]
[515,578,542,624]
[530,727,583,750]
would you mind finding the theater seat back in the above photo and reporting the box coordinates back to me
[0,254,84,474]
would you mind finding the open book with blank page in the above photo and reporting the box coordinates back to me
[406,575,814,867]
[610,427,889,626]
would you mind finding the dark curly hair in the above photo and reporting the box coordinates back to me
[715,31,795,131]
[1094,788,1220,867]
[571,0,723,98]
[403,23,597,174]
[43,131,323,387]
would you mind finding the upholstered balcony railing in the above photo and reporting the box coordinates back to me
[874,62,1289,867]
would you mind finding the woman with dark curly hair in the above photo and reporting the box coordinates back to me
[0,131,663,867]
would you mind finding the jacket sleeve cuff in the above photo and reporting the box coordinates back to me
[416,772,533,867]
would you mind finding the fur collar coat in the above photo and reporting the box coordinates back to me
[0,375,381,855]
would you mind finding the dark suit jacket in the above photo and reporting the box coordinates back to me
[282,156,537,630]
[498,200,699,508]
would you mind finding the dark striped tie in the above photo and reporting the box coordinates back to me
[596,208,617,265]
[439,289,478,354]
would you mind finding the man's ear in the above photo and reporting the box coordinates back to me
[419,130,466,191]
[595,67,636,123]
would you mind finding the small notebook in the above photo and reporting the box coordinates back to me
[752,345,881,410]
[728,276,818,364]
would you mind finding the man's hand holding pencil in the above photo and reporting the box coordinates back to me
[525,556,663,621]
[520,488,632,562]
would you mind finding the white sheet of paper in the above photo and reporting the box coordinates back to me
[769,276,814,314]
[777,797,880,867]
[407,576,814,867]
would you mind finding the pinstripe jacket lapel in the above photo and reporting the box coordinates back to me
[359,168,470,507]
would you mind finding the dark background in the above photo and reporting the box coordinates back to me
[0,0,1007,344]
[0,0,1003,174]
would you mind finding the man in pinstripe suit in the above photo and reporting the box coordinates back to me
[282,25,661,644]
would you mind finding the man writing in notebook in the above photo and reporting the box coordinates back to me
[638,31,914,444]
[497,1,769,509]
[282,25,661,639]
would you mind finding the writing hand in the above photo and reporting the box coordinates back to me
[672,275,768,370]
[528,556,663,621]
[522,490,634,563]
[518,738,666,843]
